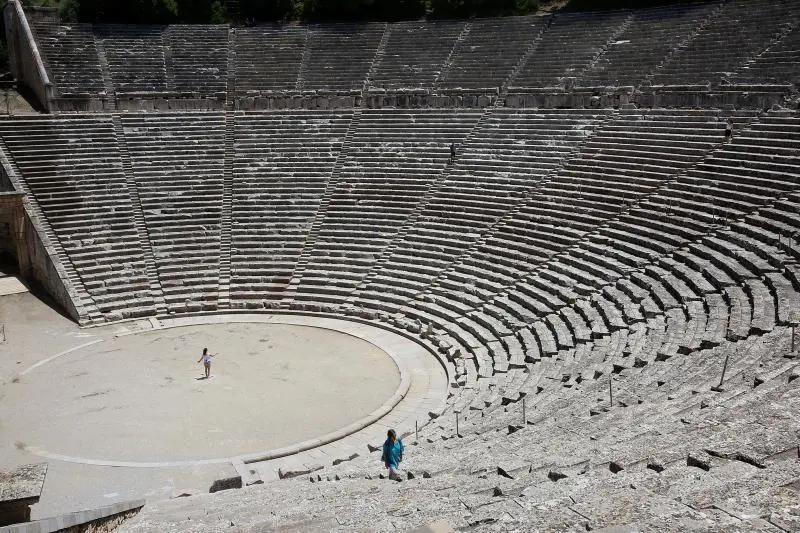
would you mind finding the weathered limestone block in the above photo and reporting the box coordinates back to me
[0,463,47,526]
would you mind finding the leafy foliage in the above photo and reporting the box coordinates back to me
[428,0,538,18]
[31,0,538,22]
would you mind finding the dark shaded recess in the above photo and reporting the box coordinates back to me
[561,0,706,12]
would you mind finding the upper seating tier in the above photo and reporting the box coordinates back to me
[23,0,800,106]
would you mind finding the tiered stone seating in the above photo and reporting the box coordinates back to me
[292,109,481,304]
[353,109,610,307]
[578,2,716,88]
[301,23,384,91]
[233,25,305,92]
[512,10,630,89]
[166,25,228,95]
[230,110,353,306]
[651,0,797,86]
[369,21,465,89]
[26,4,800,101]
[732,194,800,320]
[7,4,800,527]
[121,112,225,313]
[457,110,737,297]
[641,111,799,226]
[732,26,800,84]
[96,24,168,93]
[29,21,104,96]
[439,16,544,89]
[0,115,152,319]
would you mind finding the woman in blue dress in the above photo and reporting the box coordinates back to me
[382,428,404,481]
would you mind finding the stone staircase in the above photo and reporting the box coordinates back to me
[295,26,312,91]
[641,2,725,87]
[0,136,102,324]
[346,103,512,304]
[163,31,175,92]
[281,108,363,305]
[363,23,391,93]
[225,27,236,110]
[501,15,553,92]
[575,12,636,82]
[421,109,619,302]
[93,33,116,110]
[433,21,473,89]
[217,111,235,309]
[112,114,167,317]
[728,20,797,82]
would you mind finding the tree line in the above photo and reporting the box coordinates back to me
[36,0,539,24]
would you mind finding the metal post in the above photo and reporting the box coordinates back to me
[522,398,526,425]
[719,354,730,387]
[455,412,459,437]
[415,420,418,443]
[792,325,796,353]
[609,379,613,407]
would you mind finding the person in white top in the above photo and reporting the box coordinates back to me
[197,347,216,379]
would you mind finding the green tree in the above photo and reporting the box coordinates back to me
[429,0,537,18]
[209,0,227,23]
[239,0,295,21]
[77,0,179,23]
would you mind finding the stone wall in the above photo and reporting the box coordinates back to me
[224,86,789,111]
[3,0,53,111]
[45,85,794,113]
[0,499,144,532]
[0,165,13,191]
[49,93,227,112]
[21,213,80,321]
[0,144,79,322]
[0,193,25,264]
[503,86,789,110]
[636,84,793,109]
[230,89,498,110]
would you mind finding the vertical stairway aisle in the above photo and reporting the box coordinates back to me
[217,111,235,309]
[280,108,363,306]
[93,32,117,111]
[217,29,238,309]
[112,114,168,317]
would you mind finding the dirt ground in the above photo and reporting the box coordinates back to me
[0,290,400,517]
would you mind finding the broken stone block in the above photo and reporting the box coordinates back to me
[209,475,242,493]
[332,453,359,466]
[686,454,711,471]
[278,464,323,479]
[497,467,513,479]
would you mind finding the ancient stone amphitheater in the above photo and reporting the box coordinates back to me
[1,0,800,530]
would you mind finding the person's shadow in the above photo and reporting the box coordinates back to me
[196,376,209,381]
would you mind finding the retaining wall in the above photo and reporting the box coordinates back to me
[3,0,53,111]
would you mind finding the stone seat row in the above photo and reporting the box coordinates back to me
[4,110,798,336]
[350,195,792,374]
[27,0,800,101]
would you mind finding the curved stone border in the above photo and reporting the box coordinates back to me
[21,314,446,468]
